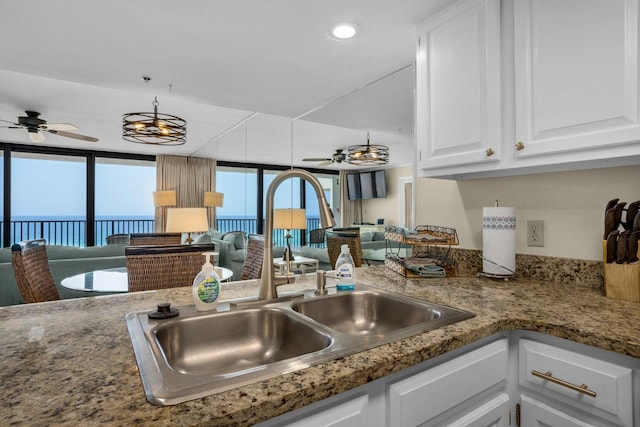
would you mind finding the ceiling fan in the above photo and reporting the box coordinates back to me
[0,111,99,143]
[302,149,347,166]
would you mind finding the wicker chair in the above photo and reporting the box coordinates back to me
[326,228,363,268]
[129,232,182,246]
[308,228,326,247]
[106,234,130,245]
[240,234,265,280]
[125,243,215,292]
[11,239,60,303]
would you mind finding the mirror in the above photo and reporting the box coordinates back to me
[192,63,415,170]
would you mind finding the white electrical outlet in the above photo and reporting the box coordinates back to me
[527,220,544,247]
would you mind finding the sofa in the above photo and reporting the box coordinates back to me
[300,231,388,269]
[201,230,409,280]
[0,243,128,306]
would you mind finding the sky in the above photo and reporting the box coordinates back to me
[9,156,156,217]
[7,156,328,219]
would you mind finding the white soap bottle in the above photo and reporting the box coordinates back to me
[335,244,356,291]
[192,252,221,311]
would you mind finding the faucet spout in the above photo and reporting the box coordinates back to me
[259,169,336,300]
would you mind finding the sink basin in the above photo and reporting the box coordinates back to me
[291,290,474,337]
[126,286,474,406]
[155,308,332,376]
[291,290,444,335]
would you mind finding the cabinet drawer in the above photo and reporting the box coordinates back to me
[388,339,508,426]
[519,339,633,426]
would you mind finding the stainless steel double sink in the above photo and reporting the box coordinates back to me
[125,286,475,405]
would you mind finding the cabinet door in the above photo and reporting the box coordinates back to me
[519,338,633,426]
[282,394,369,427]
[520,395,600,427]
[514,0,640,159]
[447,393,510,427]
[416,0,501,173]
[388,339,508,426]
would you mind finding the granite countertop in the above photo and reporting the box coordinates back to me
[2,265,640,426]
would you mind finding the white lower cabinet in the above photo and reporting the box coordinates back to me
[518,338,634,427]
[520,395,599,427]
[259,332,638,427]
[283,394,369,427]
[447,393,510,427]
[387,339,509,426]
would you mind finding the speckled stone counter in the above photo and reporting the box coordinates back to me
[2,266,639,426]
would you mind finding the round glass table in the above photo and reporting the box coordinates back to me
[61,266,234,293]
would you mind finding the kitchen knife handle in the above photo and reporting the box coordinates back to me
[629,231,640,263]
[616,230,630,264]
[606,230,619,263]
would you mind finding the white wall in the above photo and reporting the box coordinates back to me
[360,165,412,227]
[359,164,638,261]
[415,165,640,261]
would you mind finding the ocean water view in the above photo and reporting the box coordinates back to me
[3,214,321,247]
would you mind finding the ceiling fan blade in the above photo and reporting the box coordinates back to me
[47,130,99,142]
[45,123,78,131]
[303,158,331,162]
[0,119,20,126]
[318,160,333,166]
[29,131,45,143]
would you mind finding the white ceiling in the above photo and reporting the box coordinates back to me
[0,0,455,169]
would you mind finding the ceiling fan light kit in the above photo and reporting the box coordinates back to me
[347,132,389,165]
[0,110,98,143]
[302,149,346,166]
[122,96,187,145]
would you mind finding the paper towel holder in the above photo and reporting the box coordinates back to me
[477,256,515,280]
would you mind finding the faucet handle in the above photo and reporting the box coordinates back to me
[315,270,328,295]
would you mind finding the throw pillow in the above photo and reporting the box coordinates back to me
[359,232,373,242]
[373,231,386,241]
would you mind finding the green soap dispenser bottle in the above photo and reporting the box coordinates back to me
[192,252,221,311]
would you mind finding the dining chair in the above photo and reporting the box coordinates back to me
[308,228,326,247]
[125,243,216,292]
[11,239,60,303]
[240,234,265,280]
[129,232,182,246]
[326,228,363,268]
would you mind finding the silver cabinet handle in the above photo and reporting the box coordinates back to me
[531,370,597,398]
[515,141,525,151]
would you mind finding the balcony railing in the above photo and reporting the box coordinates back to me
[3,216,324,247]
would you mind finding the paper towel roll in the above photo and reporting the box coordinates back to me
[482,207,516,276]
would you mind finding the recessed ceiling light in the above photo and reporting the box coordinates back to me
[328,22,359,40]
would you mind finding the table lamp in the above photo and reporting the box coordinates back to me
[153,190,177,232]
[153,190,177,207]
[273,208,307,264]
[165,208,209,244]
[203,191,224,207]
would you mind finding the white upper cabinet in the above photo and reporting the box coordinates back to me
[416,0,502,171]
[417,0,640,179]
[514,0,640,160]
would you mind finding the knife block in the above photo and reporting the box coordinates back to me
[602,240,640,302]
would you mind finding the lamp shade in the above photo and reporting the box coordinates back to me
[153,190,176,207]
[166,208,209,233]
[273,209,307,230]
[203,191,224,207]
